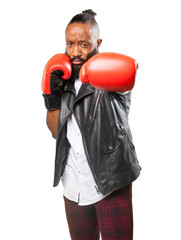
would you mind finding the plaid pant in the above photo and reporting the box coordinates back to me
[63,184,133,240]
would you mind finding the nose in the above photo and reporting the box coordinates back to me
[73,45,82,58]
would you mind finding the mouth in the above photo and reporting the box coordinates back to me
[72,60,84,65]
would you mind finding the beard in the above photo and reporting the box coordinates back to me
[65,48,99,79]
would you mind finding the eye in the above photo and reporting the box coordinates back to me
[81,43,89,48]
[67,42,73,47]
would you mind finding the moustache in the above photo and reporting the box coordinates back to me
[70,57,86,66]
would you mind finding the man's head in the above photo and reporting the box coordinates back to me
[65,9,102,77]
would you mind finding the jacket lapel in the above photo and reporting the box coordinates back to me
[75,83,94,101]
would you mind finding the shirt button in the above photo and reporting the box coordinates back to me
[108,145,113,150]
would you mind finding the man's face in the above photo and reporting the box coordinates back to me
[65,22,102,70]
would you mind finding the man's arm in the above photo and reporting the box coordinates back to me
[46,109,60,139]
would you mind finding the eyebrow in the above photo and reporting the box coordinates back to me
[66,40,91,45]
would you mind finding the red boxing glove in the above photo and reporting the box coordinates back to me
[79,52,138,92]
[42,53,72,110]
[42,53,72,95]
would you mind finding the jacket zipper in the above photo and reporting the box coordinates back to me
[93,90,102,119]
[118,122,135,152]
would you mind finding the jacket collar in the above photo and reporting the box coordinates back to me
[76,83,94,100]
[64,79,94,99]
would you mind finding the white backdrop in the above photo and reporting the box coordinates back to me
[0,0,181,239]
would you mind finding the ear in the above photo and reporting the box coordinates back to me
[97,39,102,48]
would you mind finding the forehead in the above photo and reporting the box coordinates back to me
[65,23,93,41]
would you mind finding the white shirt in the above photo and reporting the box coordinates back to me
[61,79,109,206]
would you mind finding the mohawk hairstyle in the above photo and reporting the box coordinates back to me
[66,9,100,38]
[68,9,97,25]
[65,9,99,39]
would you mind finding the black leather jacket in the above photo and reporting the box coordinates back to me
[53,80,141,195]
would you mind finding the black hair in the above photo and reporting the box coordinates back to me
[66,9,100,38]
[66,9,100,46]
[68,9,97,26]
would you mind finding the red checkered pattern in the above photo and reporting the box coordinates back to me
[63,184,133,240]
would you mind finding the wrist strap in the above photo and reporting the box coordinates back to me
[42,92,61,110]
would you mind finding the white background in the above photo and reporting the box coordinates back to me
[0,0,181,239]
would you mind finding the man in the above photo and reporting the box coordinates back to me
[42,9,141,240]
